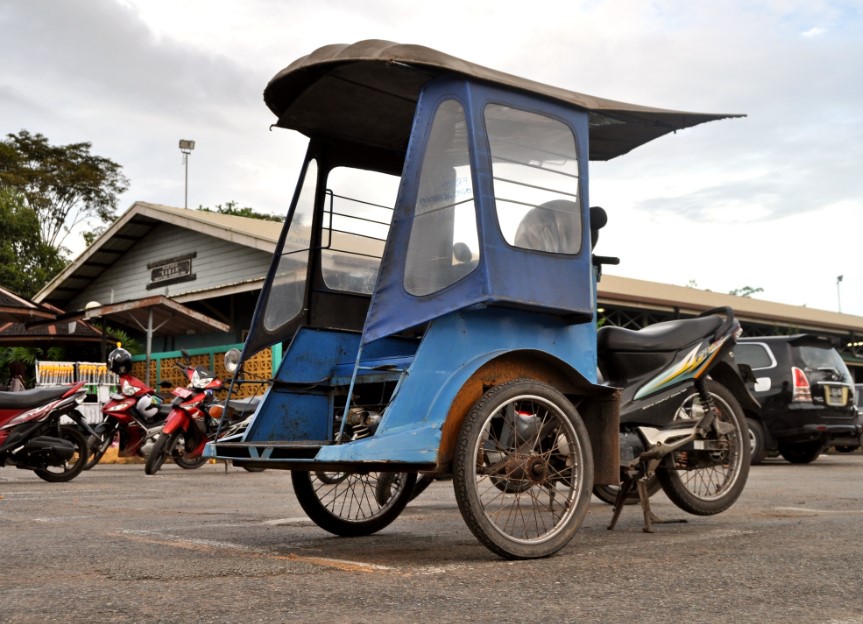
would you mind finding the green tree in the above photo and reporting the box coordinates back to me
[0,187,68,298]
[198,200,284,222]
[729,286,764,298]
[0,130,129,249]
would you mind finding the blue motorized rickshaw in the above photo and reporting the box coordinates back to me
[208,40,746,559]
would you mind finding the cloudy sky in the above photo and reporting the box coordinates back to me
[2,0,861,315]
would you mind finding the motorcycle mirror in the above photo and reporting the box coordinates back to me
[224,348,241,374]
[589,206,608,249]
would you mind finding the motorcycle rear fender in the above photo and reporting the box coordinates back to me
[436,350,621,486]
[709,355,760,411]
[62,409,98,437]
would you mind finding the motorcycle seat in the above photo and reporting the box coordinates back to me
[597,315,723,353]
[0,386,71,409]
[224,397,261,415]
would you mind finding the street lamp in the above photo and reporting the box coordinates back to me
[179,139,195,209]
[837,275,843,313]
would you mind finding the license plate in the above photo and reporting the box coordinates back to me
[173,387,193,399]
[825,386,848,406]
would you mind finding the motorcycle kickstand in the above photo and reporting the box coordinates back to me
[637,476,687,533]
[607,476,637,530]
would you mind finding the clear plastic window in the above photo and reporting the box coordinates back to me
[486,104,582,254]
[321,168,399,294]
[263,159,317,331]
[404,100,479,296]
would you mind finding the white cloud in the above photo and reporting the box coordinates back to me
[2,0,862,315]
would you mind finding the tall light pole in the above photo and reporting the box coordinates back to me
[179,139,195,209]
[837,275,843,313]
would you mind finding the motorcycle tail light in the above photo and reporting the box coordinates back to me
[791,366,812,402]
[74,392,86,404]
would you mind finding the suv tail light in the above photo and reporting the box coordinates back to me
[791,366,812,402]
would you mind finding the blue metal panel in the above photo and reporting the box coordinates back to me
[244,391,330,442]
[317,307,597,463]
[241,326,420,444]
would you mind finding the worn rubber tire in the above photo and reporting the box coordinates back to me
[145,429,181,475]
[747,418,768,465]
[778,440,824,464]
[291,470,417,537]
[656,382,750,516]
[453,379,593,560]
[34,426,88,483]
[83,425,115,470]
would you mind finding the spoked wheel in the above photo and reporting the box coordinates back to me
[172,433,207,469]
[34,426,88,483]
[453,379,593,560]
[291,470,417,537]
[656,382,751,515]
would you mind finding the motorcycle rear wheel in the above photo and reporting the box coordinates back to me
[291,470,416,537]
[453,379,593,559]
[145,429,180,475]
[34,426,88,483]
[656,382,750,516]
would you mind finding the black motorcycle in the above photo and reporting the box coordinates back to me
[593,306,756,531]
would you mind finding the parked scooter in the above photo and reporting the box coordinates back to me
[593,306,755,531]
[83,347,171,469]
[0,381,91,482]
[144,353,223,475]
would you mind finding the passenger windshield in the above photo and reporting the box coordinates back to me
[404,99,480,296]
[263,159,317,332]
[321,168,399,294]
[486,104,582,254]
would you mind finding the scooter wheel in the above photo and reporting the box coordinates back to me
[145,430,180,475]
[34,426,88,483]
[453,379,593,560]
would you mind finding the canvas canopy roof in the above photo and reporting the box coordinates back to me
[264,39,742,161]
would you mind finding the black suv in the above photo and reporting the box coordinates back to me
[735,335,862,464]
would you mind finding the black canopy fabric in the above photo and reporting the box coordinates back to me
[264,39,742,162]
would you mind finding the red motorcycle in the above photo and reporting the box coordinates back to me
[144,353,221,475]
[83,347,171,469]
[0,381,90,482]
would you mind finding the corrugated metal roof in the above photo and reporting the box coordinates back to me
[35,202,280,306]
[599,274,863,334]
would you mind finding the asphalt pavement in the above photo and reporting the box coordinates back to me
[0,454,862,623]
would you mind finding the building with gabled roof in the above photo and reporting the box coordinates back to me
[32,200,863,376]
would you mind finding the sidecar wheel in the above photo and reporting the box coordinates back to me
[453,379,593,560]
[34,426,88,483]
[291,470,417,537]
[656,382,751,515]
